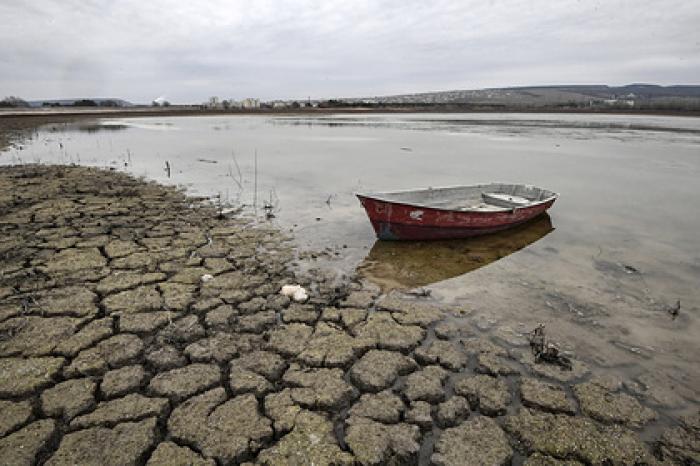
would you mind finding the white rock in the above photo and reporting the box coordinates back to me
[292,287,308,302]
[281,284,308,302]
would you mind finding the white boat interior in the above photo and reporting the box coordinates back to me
[360,184,558,212]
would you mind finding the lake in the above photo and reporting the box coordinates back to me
[3,112,699,416]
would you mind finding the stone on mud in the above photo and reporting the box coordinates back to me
[454,374,511,416]
[231,350,287,381]
[433,320,461,339]
[36,286,98,318]
[0,356,64,397]
[264,389,303,434]
[101,365,147,398]
[40,247,107,273]
[520,351,589,383]
[103,285,162,314]
[96,271,166,295]
[46,417,157,466]
[353,313,425,353]
[377,293,446,327]
[230,367,274,397]
[0,399,33,437]
[504,408,656,464]
[432,416,512,466]
[340,290,375,308]
[462,337,509,357]
[257,410,354,466]
[348,390,405,423]
[167,388,272,464]
[192,298,224,314]
[476,352,519,376]
[656,410,700,464]
[337,307,366,328]
[184,332,252,363]
[403,365,448,403]
[148,363,221,401]
[350,349,418,392]
[236,310,277,333]
[41,378,96,421]
[199,271,258,297]
[520,378,576,415]
[110,251,160,270]
[104,239,141,259]
[204,304,236,329]
[54,317,113,357]
[146,345,187,371]
[265,293,290,312]
[298,322,374,367]
[281,303,318,324]
[573,380,656,428]
[65,334,144,376]
[237,296,267,315]
[119,311,174,334]
[157,315,206,345]
[0,419,57,466]
[267,323,313,356]
[524,453,585,465]
[0,315,82,357]
[283,364,357,409]
[436,396,470,428]
[414,340,467,370]
[70,393,168,429]
[159,282,195,311]
[169,267,210,284]
[345,415,421,465]
[204,257,234,274]
[406,401,433,430]
[147,441,216,466]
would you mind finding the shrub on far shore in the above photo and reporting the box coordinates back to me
[0,96,30,108]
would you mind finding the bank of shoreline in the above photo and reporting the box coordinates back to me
[2,105,700,120]
[0,163,696,464]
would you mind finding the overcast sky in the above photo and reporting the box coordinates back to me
[1,0,698,103]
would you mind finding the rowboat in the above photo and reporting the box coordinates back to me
[356,183,558,240]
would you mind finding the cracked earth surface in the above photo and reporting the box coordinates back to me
[0,164,697,465]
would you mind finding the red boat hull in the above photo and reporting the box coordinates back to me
[357,195,556,240]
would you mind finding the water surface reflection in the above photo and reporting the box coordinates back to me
[359,214,553,290]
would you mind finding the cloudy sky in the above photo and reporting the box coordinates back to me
[1,0,698,103]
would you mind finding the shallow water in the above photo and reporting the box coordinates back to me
[3,112,699,415]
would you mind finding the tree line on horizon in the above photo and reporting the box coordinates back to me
[2,95,700,112]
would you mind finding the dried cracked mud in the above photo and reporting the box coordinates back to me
[0,164,697,465]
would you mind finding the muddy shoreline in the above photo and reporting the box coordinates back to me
[0,164,696,465]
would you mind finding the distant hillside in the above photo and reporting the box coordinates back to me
[349,84,700,110]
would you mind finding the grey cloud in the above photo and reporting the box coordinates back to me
[1,0,698,102]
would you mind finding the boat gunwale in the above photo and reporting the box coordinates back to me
[355,183,559,214]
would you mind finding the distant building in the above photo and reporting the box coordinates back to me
[271,101,287,109]
[603,99,635,107]
[241,98,260,109]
